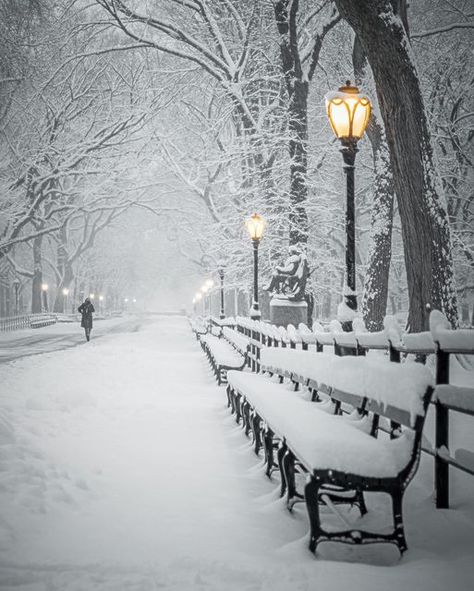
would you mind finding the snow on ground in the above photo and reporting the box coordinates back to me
[0,316,473,590]
[0,316,142,363]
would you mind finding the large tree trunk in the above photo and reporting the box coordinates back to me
[53,226,75,313]
[31,234,43,313]
[274,0,309,246]
[361,126,394,331]
[334,0,458,331]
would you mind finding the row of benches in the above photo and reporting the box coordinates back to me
[191,318,250,385]
[234,311,474,509]
[191,312,473,555]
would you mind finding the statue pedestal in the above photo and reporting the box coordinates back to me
[270,297,308,328]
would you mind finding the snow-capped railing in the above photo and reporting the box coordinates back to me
[0,314,31,331]
[0,313,58,332]
[233,310,474,510]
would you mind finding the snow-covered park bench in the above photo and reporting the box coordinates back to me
[227,354,434,555]
[189,316,207,340]
[200,327,249,386]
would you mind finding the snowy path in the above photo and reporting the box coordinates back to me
[0,316,473,590]
[0,316,143,364]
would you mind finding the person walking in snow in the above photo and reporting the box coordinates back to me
[78,297,95,342]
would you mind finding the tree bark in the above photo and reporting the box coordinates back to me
[31,234,43,314]
[361,121,394,330]
[334,0,458,330]
[274,0,309,246]
[353,38,395,331]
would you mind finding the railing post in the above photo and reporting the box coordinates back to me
[435,345,450,509]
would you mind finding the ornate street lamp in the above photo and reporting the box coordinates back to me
[195,291,203,315]
[41,283,49,312]
[325,81,371,328]
[218,267,226,320]
[62,287,70,314]
[201,280,214,316]
[245,213,265,319]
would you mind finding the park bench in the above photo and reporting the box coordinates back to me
[200,328,249,385]
[190,316,208,340]
[227,354,433,555]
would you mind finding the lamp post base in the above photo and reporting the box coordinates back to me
[337,296,357,332]
[250,307,261,319]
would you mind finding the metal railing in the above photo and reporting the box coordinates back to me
[0,313,57,331]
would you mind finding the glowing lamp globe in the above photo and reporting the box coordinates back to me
[62,288,69,296]
[41,283,48,291]
[245,213,265,241]
[195,292,202,301]
[325,82,372,141]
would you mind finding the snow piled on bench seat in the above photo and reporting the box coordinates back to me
[202,334,244,366]
[364,359,433,424]
[260,348,433,422]
[227,371,414,478]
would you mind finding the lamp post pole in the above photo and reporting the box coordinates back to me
[341,138,358,319]
[219,268,225,320]
[251,239,261,319]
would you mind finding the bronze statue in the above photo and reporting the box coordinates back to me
[264,245,309,301]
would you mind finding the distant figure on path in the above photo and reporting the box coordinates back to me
[78,297,95,342]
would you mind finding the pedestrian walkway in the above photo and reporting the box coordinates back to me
[0,317,473,590]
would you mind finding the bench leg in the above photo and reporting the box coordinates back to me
[242,401,251,437]
[277,442,287,497]
[226,385,232,408]
[263,428,275,479]
[235,394,242,424]
[390,488,408,554]
[305,477,322,553]
[252,413,262,455]
[282,450,304,510]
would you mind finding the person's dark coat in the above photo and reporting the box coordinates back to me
[78,300,95,329]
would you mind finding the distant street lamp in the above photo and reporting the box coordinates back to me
[62,288,70,314]
[325,81,371,328]
[245,213,265,319]
[218,267,225,320]
[41,283,49,312]
[201,280,213,316]
[89,293,95,300]
[13,278,20,315]
[99,294,104,315]
[195,291,202,314]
